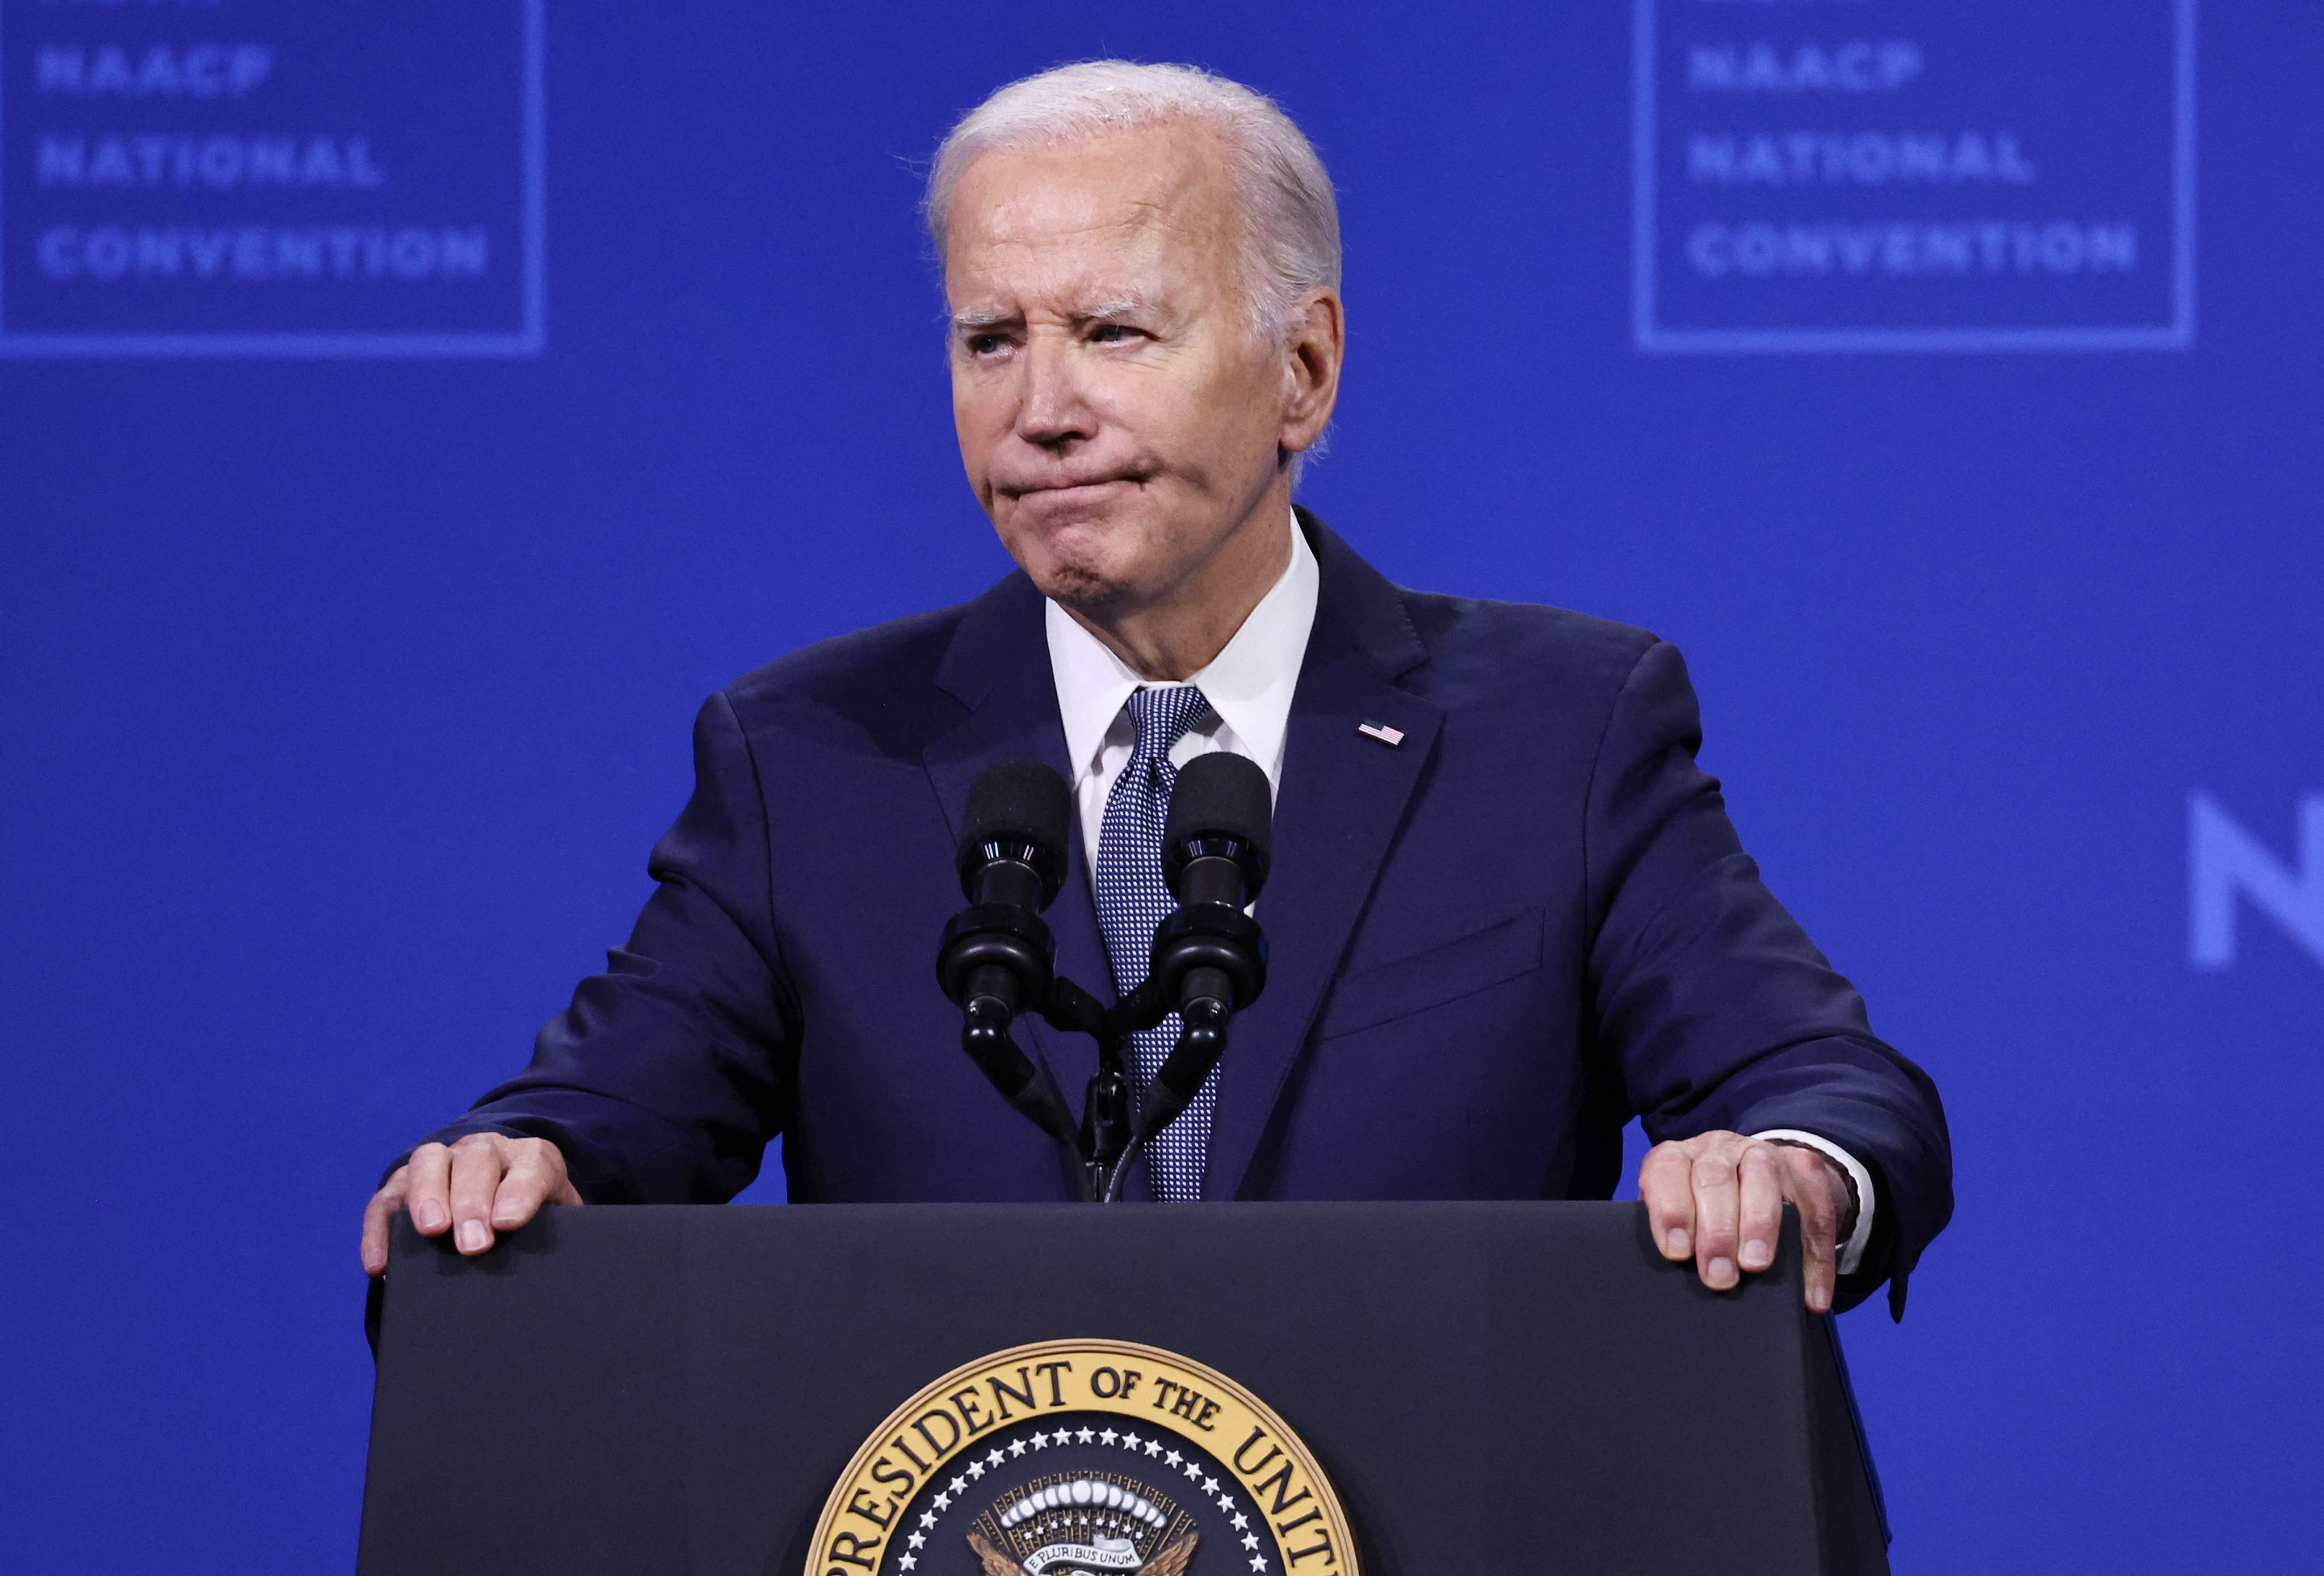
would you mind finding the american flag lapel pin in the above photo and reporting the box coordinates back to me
[1356,721,1405,747]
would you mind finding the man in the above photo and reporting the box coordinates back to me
[363,62,1949,1317]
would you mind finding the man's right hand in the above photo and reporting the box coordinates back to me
[360,1133,582,1277]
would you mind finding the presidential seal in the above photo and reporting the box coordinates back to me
[808,1339,1358,1576]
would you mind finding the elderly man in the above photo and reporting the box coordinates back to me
[363,62,1949,1317]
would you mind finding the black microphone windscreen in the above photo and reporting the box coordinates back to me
[960,758,1073,900]
[1165,751,1273,864]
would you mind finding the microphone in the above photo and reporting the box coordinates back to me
[1154,750,1271,1018]
[937,760,1078,1151]
[1163,749,1272,909]
[953,757,1070,921]
[1119,752,1271,1191]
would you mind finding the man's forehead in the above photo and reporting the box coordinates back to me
[944,125,1236,281]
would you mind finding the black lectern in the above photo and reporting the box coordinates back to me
[359,1202,1887,1575]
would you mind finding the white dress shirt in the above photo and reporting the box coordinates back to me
[1045,513,1318,868]
[1040,514,1875,1275]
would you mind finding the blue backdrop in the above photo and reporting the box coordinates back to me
[3,2,2318,1569]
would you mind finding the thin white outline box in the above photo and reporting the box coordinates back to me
[0,0,545,358]
[1632,0,2196,354]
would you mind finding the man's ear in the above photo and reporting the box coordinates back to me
[1277,291,1345,455]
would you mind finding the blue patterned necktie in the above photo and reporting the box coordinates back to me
[1094,684,1217,1201]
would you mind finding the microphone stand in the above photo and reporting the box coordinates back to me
[942,906,1192,1205]
[1033,973,1179,1203]
[1031,898,1262,1202]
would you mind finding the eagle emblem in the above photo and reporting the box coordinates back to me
[965,1473,1200,1575]
[967,1528,1197,1576]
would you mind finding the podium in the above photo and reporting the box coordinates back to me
[359,1202,1888,1575]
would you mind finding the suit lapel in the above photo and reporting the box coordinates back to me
[1204,515,1442,1199]
[922,573,1111,1154]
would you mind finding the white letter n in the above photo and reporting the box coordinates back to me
[2189,792,2324,969]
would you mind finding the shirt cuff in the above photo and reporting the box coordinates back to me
[1751,1129,1875,1279]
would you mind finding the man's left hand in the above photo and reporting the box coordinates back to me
[1639,1130,1853,1313]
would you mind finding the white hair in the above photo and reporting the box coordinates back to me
[924,60,1341,345]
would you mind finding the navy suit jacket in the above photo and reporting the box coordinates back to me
[419,512,1951,1313]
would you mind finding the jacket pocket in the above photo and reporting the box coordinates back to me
[1314,906,1545,1040]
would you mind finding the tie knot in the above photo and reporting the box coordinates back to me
[1124,684,1212,762]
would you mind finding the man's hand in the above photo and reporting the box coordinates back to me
[1640,1130,1852,1313]
[360,1133,582,1277]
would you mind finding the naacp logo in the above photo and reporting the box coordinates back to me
[809,1339,1357,1576]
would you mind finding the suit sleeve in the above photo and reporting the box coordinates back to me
[1583,641,1953,1314]
[402,691,797,1204]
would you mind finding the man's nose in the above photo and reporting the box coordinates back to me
[1014,334,1093,449]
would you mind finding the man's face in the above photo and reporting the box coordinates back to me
[944,124,1293,617]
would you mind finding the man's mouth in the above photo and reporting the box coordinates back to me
[1005,474,1141,500]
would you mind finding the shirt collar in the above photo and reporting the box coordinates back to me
[1045,511,1320,783]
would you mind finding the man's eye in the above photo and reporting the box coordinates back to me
[968,334,1008,356]
[1090,323,1140,343]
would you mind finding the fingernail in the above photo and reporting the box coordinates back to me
[413,1201,446,1233]
[1666,1228,1690,1258]
[1708,1256,1736,1288]
[457,1220,489,1254]
[1810,1285,1831,1313]
[1742,1238,1771,1270]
